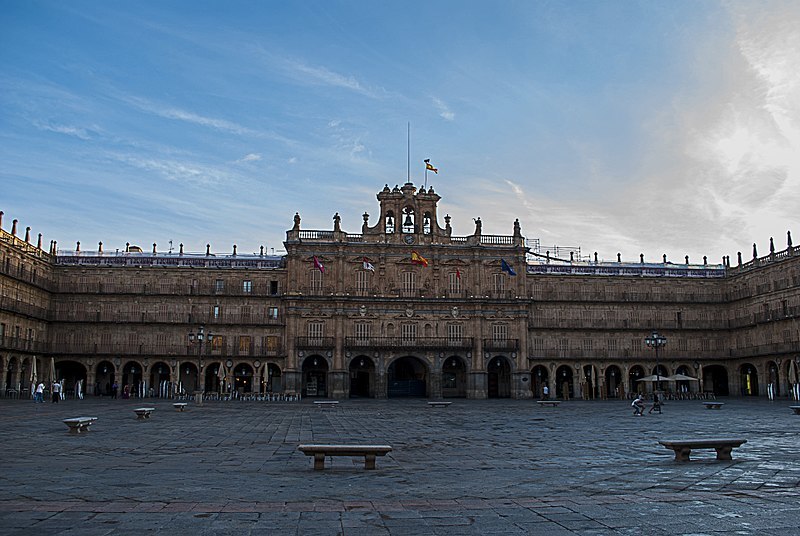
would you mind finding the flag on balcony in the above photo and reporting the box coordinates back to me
[312,256,325,273]
[456,268,461,280]
[501,258,516,276]
[411,251,429,267]
[363,257,375,272]
[424,159,438,174]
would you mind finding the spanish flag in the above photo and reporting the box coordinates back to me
[411,251,429,267]
[424,159,438,174]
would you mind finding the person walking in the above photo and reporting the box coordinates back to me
[34,381,44,403]
[542,384,549,399]
[52,380,61,403]
[111,381,118,399]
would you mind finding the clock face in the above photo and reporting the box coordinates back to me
[404,234,415,244]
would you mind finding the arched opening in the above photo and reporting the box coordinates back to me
[266,363,282,393]
[442,356,467,398]
[302,355,328,397]
[202,362,223,393]
[179,363,198,395]
[650,364,669,394]
[582,365,599,400]
[702,364,729,396]
[349,355,375,398]
[628,365,645,396]
[740,363,758,396]
[54,360,87,399]
[674,365,695,397]
[556,365,574,400]
[4,357,19,392]
[767,360,780,398]
[387,356,427,397]
[233,363,254,393]
[531,365,549,399]
[95,360,115,396]
[401,206,415,234]
[605,365,622,398]
[121,361,143,398]
[384,210,395,234]
[150,361,172,397]
[487,356,512,398]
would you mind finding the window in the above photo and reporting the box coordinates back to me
[560,339,569,352]
[211,335,223,351]
[214,279,225,293]
[356,270,370,294]
[308,322,324,344]
[447,324,463,346]
[1,322,6,339]
[583,339,593,352]
[241,306,251,319]
[449,271,461,293]
[607,338,618,352]
[270,281,279,295]
[354,322,370,343]
[494,273,505,293]
[213,305,220,319]
[401,323,416,343]
[310,270,322,293]
[243,280,252,294]
[267,307,279,320]
[533,338,544,351]
[266,335,279,352]
[402,271,416,294]
[239,336,251,355]
[492,323,508,341]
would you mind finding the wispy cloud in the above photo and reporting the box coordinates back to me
[111,153,235,187]
[34,121,93,140]
[432,97,455,121]
[123,96,257,135]
[236,153,262,163]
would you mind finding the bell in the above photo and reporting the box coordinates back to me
[403,213,413,227]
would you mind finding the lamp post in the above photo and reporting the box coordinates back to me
[188,326,212,393]
[645,330,667,393]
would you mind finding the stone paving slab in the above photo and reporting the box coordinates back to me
[0,397,799,534]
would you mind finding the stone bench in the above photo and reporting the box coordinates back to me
[173,403,188,412]
[298,444,392,470]
[63,417,97,435]
[427,401,452,408]
[790,406,800,415]
[659,438,746,462]
[537,400,560,407]
[703,402,724,409]
[133,407,155,420]
[313,400,339,408]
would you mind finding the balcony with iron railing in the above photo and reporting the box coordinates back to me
[295,337,336,350]
[482,339,519,351]
[344,337,473,350]
[50,341,284,358]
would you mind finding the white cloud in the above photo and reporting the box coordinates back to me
[112,153,234,187]
[432,97,455,121]
[123,96,256,135]
[35,122,92,140]
[236,153,262,163]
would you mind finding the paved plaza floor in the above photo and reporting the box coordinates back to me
[0,396,798,535]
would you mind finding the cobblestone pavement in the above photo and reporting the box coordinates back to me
[0,396,798,535]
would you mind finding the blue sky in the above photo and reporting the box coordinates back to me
[2,0,798,262]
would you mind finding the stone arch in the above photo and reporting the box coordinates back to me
[349,355,376,398]
[531,365,549,398]
[605,365,623,398]
[266,363,282,393]
[487,355,512,398]
[387,355,428,397]
[556,365,575,399]
[95,360,116,396]
[233,363,254,393]
[628,365,645,395]
[442,355,468,398]
[740,363,759,396]
[703,364,729,396]
[302,355,329,397]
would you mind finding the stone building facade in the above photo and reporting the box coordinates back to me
[1,185,798,400]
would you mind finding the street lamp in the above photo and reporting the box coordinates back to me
[188,326,212,393]
[645,330,667,393]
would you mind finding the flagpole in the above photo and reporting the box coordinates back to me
[407,122,410,184]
